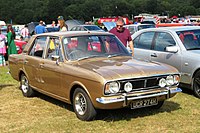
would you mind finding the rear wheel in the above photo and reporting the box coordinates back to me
[73,88,97,121]
[193,71,200,98]
[20,74,35,97]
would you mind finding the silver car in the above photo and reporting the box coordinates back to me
[124,23,155,35]
[131,26,200,98]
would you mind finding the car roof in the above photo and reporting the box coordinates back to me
[32,31,113,37]
[134,26,200,33]
[74,25,99,27]
[125,23,155,26]
[158,26,200,31]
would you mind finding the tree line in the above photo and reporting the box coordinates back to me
[0,0,200,24]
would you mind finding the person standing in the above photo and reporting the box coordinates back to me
[6,25,17,56]
[35,20,46,34]
[51,21,56,27]
[0,29,7,66]
[109,17,134,56]
[20,24,29,40]
[57,16,68,32]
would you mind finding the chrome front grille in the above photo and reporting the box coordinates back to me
[119,76,165,92]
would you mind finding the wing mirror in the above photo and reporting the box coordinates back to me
[51,55,60,65]
[165,46,178,53]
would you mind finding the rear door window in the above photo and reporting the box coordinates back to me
[29,36,47,58]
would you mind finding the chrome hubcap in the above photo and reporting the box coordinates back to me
[74,93,87,115]
[21,76,28,93]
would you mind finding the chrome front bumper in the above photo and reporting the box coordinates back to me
[96,87,182,105]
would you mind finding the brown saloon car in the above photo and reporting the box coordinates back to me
[8,31,182,121]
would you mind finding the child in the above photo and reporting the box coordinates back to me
[0,29,7,66]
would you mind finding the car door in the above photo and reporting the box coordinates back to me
[24,36,48,89]
[133,31,155,61]
[38,36,65,97]
[150,31,182,71]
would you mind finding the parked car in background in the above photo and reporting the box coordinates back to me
[27,22,39,35]
[0,26,27,54]
[124,23,156,35]
[131,26,200,98]
[70,25,104,32]
[15,39,27,54]
[45,26,59,32]
[8,31,181,121]
[102,22,116,31]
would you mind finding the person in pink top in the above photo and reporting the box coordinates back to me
[0,29,7,66]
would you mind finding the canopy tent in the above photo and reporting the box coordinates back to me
[0,21,6,26]
[65,20,84,30]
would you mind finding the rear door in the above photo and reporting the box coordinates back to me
[24,36,48,89]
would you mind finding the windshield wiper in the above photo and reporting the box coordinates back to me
[187,48,200,50]
[107,53,127,58]
[78,55,104,61]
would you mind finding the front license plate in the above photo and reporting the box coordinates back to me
[130,98,158,109]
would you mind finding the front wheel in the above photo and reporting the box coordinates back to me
[20,74,35,97]
[73,88,97,121]
[193,71,200,98]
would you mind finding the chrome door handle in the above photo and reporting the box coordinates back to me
[24,60,28,64]
[40,63,44,68]
[151,53,157,57]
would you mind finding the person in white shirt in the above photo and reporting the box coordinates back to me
[20,24,29,40]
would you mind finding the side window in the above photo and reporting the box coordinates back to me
[154,32,176,51]
[46,37,63,61]
[134,32,154,50]
[71,27,76,31]
[29,36,47,57]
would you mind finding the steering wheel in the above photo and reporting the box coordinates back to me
[68,49,84,59]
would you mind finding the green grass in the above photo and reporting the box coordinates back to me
[0,66,200,133]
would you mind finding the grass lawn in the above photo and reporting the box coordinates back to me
[0,66,200,133]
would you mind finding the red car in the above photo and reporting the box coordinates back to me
[14,39,27,54]
[1,27,27,54]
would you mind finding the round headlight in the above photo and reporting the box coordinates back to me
[173,75,180,84]
[166,75,174,86]
[108,82,120,94]
[124,82,132,92]
[159,78,167,87]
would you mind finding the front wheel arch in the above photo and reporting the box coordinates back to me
[72,87,97,121]
[192,70,200,98]
[69,83,93,104]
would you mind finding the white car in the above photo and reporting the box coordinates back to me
[124,23,155,35]
[131,26,200,98]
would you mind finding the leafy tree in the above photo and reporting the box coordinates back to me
[0,0,199,24]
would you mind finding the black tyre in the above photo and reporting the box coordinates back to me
[151,101,164,109]
[193,71,200,98]
[73,88,97,121]
[20,74,35,97]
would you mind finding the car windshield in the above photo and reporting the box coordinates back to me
[138,25,155,30]
[84,26,101,31]
[177,30,200,50]
[63,35,130,61]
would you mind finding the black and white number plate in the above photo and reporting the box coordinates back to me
[130,98,158,109]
